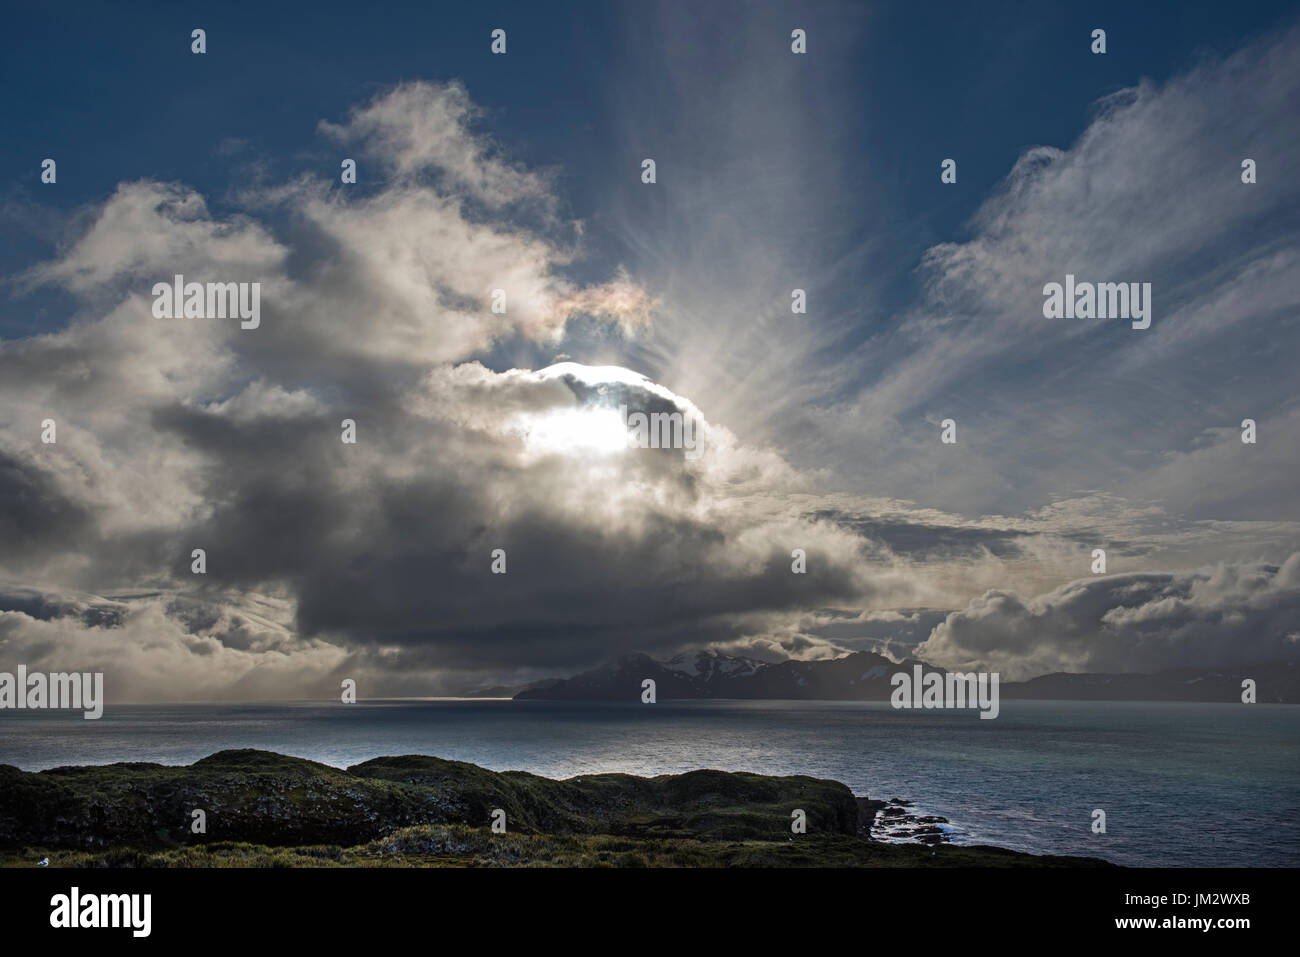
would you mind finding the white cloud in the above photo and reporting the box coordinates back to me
[917,554,1300,679]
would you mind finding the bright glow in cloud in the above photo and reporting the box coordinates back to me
[509,406,631,456]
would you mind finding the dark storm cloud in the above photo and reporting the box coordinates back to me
[0,452,96,563]
[141,365,874,670]
[0,585,125,629]
[812,508,1035,560]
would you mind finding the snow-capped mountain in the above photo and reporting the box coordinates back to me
[513,649,925,700]
[512,650,1300,702]
[662,650,762,681]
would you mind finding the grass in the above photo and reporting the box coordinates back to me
[2,825,1111,868]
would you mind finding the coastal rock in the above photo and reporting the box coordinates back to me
[0,749,859,850]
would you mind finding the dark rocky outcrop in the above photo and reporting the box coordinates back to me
[0,749,859,850]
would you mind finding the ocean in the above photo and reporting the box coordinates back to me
[2,698,1296,867]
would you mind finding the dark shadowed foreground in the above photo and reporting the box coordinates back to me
[0,750,1110,867]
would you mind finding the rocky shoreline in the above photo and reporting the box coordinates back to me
[857,796,958,845]
[0,749,1109,867]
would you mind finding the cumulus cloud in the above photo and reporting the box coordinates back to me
[3,40,1297,699]
[0,593,350,703]
[0,81,902,694]
[917,554,1300,679]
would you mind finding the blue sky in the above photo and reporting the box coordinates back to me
[1,1,1298,696]
[5,0,1293,333]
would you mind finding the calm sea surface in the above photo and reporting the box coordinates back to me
[2,699,1296,867]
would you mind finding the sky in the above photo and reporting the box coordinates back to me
[1,0,1298,700]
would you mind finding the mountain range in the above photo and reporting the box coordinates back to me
[494,649,1298,703]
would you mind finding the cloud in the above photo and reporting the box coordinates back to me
[3,36,1298,699]
[317,80,554,211]
[917,554,1300,679]
[0,81,896,692]
[22,182,285,296]
[805,21,1300,521]
[0,593,350,703]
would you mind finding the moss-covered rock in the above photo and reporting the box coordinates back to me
[0,750,858,850]
[0,750,1113,867]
